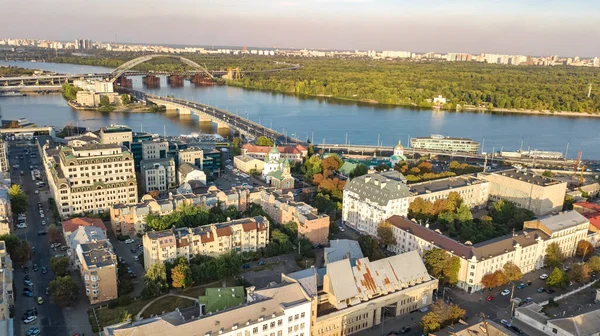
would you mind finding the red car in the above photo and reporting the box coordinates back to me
[486,295,495,301]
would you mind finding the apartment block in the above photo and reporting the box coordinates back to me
[284,250,437,336]
[0,242,14,322]
[141,140,168,161]
[142,216,269,269]
[0,177,12,236]
[251,188,330,245]
[99,125,132,146]
[177,146,204,169]
[42,143,138,217]
[75,240,118,304]
[62,217,107,244]
[479,169,567,216]
[241,143,308,162]
[104,282,311,336]
[0,139,8,172]
[141,158,176,195]
[110,186,253,236]
[386,211,589,292]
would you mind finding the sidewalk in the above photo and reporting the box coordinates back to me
[63,273,95,336]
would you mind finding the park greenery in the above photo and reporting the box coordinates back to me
[49,276,79,307]
[255,136,274,146]
[376,221,397,247]
[0,66,34,76]
[423,248,461,285]
[8,184,27,216]
[145,203,241,231]
[61,83,81,101]
[357,235,385,261]
[576,240,594,260]
[480,262,523,288]
[420,300,466,334]
[546,267,570,289]
[301,153,346,216]
[545,242,565,268]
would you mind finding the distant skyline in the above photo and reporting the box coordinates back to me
[2,0,599,56]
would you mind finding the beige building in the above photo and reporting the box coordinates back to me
[178,162,207,185]
[0,140,8,172]
[479,169,567,216]
[75,240,118,304]
[234,154,264,174]
[387,211,589,293]
[141,140,168,160]
[242,143,308,162]
[251,187,330,245]
[284,250,438,336]
[177,147,204,169]
[408,175,489,209]
[75,91,120,108]
[0,177,12,236]
[141,158,176,195]
[516,304,600,336]
[104,282,312,336]
[110,186,254,236]
[43,143,138,217]
[0,242,14,322]
[99,125,132,146]
[142,216,269,269]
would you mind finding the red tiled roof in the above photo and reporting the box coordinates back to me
[586,213,600,231]
[242,144,307,155]
[242,222,258,232]
[200,232,215,243]
[215,226,233,237]
[62,217,107,234]
[574,202,600,211]
[573,203,600,230]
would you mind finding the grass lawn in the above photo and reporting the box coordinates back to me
[141,296,197,319]
[89,299,149,332]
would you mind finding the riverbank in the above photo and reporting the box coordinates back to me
[67,101,155,113]
[226,81,600,118]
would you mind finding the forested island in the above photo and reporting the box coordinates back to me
[41,53,600,114]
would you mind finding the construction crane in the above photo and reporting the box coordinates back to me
[579,165,585,186]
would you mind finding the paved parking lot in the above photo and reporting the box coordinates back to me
[240,253,301,288]
[107,232,145,297]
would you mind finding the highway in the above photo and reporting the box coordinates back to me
[9,141,68,336]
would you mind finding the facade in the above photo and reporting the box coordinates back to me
[410,134,480,153]
[0,242,14,323]
[0,177,12,236]
[75,91,120,108]
[141,140,168,161]
[177,147,204,169]
[234,154,265,174]
[573,202,600,236]
[515,304,600,336]
[242,143,308,162]
[343,170,411,236]
[408,175,489,209]
[178,162,207,185]
[128,132,154,169]
[386,211,589,292]
[110,187,254,236]
[142,216,270,269]
[0,140,8,172]
[262,145,295,189]
[284,251,438,336]
[140,158,176,195]
[251,188,330,245]
[389,140,407,166]
[75,240,118,304]
[479,169,567,216]
[104,282,311,336]
[99,125,132,146]
[42,143,137,217]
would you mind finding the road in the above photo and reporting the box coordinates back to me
[9,141,69,336]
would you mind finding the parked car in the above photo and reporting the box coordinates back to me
[546,288,556,294]
[16,223,27,229]
[523,297,534,304]
[24,280,33,287]
[540,274,549,280]
[258,261,266,266]
[400,327,412,334]
[526,281,533,286]
[130,248,138,253]
[125,238,135,244]
[37,296,43,305]
[516,283,526,289]
[32,264,39,272]
[510,325,523,334]
[537,287,545,293]
[242,263,250,269]
[23,315,37,324]
[41,267,47,274]
[60,246,69,251]
[23,267,30,274]
[26,327,41,336]
[486,295,495,301]
[23,290,33,297]
[501,289,511,296]
[501,319,512,328]
[134,255,139,261]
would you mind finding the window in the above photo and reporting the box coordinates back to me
[301,312,305,318]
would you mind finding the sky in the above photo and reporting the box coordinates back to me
[2,0,599,56]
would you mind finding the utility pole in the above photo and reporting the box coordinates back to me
[588,83,593,98]
[481,136,485,155]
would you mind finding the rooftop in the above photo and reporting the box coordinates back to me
[324,239,364,265]
[79,240,115,268]
[524,211,589,235]
[101,125,132,133]
[344,171,410,206]
[63,217,107,234]
[72,143,123,151]
[548,307,600,336]
[409,175,485,196]
[485,169,563,186]
[197,287,245,314]
[452,320,518,336]
[235,154,261,163]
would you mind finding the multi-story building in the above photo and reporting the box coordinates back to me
[410,134,480,153]
[407,175,489,209]
[42,143,138,217]
[99,125,132,147]
[284,250,438,336]
[110,187,254,236]
[251,188,330,245]
[62,217,107,244]
[75,240,118,304]
[142,216,269,269]
[178,162,207,185]
[140,158,176,195]
[479,169,567,216]
[0,139,8,172]
[0,242,14,323]
[104,281,311,336]
[516,304,600,336]
[0,177,12,236]
[386,211,589,293]
[242,143,308,162]
[128,132,154,170]
[141,140,168,161]
[177,147,204,169]
[234,154,265,174]
[343,171,411,236]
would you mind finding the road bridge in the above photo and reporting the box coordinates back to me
[129,90,301,143]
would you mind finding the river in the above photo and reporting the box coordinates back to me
[1,60,600,159]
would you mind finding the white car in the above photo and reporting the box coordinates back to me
[39,213,44,218]
[16,223,27,229]
[501,289,511,296]
[23,315,37,324]
[540,274,549,280]
[34,190,39,194]
[125,239,135,244]
[41,221,46,226]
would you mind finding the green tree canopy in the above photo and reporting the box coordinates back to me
[586,256,600,272]
[357,236,384,261]
[255,136,274,146]
[503,262,523,282]
[570,263,590,283]
[50,256,69,276]
[8,184,27,216]
[546,267,570,289]
[376,221,397,247]
[349,163,368,178]
[545,243,565,269]
[49,276,79,307]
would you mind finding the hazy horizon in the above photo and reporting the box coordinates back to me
[2,0,599,57]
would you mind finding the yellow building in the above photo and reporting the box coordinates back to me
[0,242,14,322]
[75,240,118,304]
[142,216,270,269]
[234,154,264,174]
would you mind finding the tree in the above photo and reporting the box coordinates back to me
[120,94,131,105]
[576,240,594,260]
[570,263,590,283]
[142,262,169,298]
[408,197,435,223]
[302,155,322,180]
[423,248,447,279]
[47,224,62,244]
[350,163,368,178]
[255,136,274,146]
[50,256,69,276]
[357,236,384,261]
[49,276,79,307]
[546,267,570,289]
[377,221,397,247]
[171,262,192,288]
[481,272,499,289]
[545,242,564,269]
[420,311,441,334]
[443,256,461,285]
[100,95,110,107]
[8,184,27,216]
[322,155,342,171]
[148,189,160,199]
[586,256,600,272]
[503,262,523,282]
[563,195,575,211]
[12,240,31,265]
[542,170,554,177]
